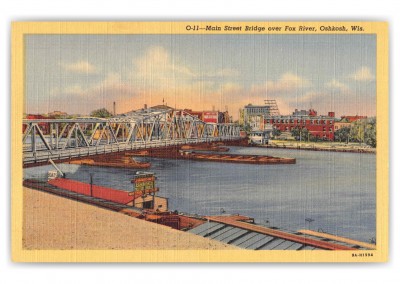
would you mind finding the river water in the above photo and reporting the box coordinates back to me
[24,146,376,242]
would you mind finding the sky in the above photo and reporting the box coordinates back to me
[25,34,376,119]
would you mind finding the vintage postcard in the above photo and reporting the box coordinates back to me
[11,21,388,262]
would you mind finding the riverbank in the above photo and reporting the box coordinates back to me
[261,140,375,153]
[22,187,235,250]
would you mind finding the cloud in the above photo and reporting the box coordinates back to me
[132,46,241,89]
[250,73,311,95]
[325,79,350,92]
[89,73,136,98]
[126,46,245,112]
[295,91,325,103]
[53,73,134,97]
[55,48,370,118]
[349,66,375,81]
[133,46,195,83]
[61,60,98,74]
[214,68,240,77]
[64,85,85,95]
[49,73,138,113]
[230,73,312,115]
[277,72,312,88]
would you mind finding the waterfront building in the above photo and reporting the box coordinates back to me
[249,126,273,145]
[202,111,222,123]
[342,115,368,123]
[185,109,230,124]
[334,115,368,131]
[241,100,280,132]
[266,109,336,141]
[242,104,271,131]
[183,109,203,120]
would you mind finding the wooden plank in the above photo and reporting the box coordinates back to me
[298,229,376,250]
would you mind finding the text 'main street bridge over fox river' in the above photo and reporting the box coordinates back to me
[22,107,241,166]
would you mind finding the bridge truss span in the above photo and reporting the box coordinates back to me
[22,108,241,165]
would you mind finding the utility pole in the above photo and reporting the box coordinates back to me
[90,173,94,197]
[300,128,302,143]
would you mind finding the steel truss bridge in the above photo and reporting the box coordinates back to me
[23,108,241,165]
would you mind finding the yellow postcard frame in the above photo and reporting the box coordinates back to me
[11,21,389,262]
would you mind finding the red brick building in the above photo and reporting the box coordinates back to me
[184,109,231,124]
[266,109,336,141]
[183,109,203,120]
[340,115,367,123]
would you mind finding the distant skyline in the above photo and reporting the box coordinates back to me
[25,34,376,119]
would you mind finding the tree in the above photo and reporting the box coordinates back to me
[300,128,309,141]
[291,127,300,140]
[350,120,364,143]
[90,108,113,118]
[335,127,351,143]
[364,118,376,147]
[349,118,376,147]
[291,127,309,141]
[272,128,281,138]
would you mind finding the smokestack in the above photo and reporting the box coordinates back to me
[212,105,215,111]
[113,101,116,116]
[144,104,147,109]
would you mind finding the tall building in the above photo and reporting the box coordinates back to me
[243,104,271,118]
[242,104,271,131]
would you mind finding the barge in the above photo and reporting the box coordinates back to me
[68,156,151,169]
[126,146,296,165]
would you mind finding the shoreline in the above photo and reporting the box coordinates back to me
[252,141,376,154]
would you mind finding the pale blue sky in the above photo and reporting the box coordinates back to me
[25,34,376,118]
